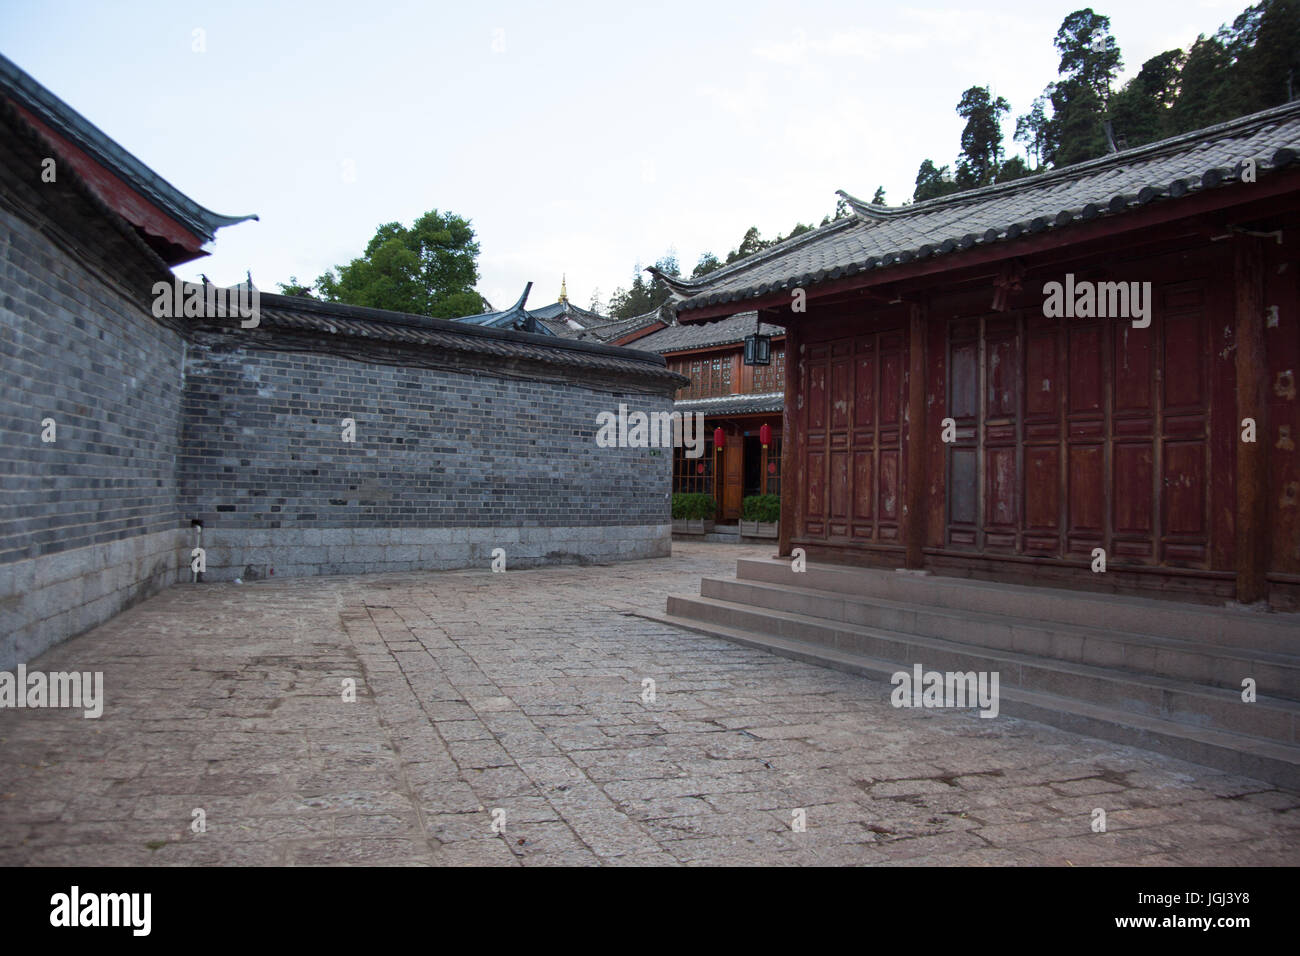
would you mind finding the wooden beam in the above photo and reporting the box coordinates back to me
[1234,233,1269,604]
[905,301,928,568]
[778,320,801,557]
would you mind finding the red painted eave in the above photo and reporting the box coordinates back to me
[10,100,209,265]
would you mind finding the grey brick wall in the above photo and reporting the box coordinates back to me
[179,345,673,533]
[0,208,185,560]
[0,205,187,666]
[1,197,676,665]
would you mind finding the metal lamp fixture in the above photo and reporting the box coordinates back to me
[743,314,771,366]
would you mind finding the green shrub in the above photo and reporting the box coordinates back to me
[672,493,717,521]
[741,494,780,523]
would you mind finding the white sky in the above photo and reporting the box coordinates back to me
[0,0,1248,312]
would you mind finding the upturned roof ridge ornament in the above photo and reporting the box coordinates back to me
[836,188,907,221]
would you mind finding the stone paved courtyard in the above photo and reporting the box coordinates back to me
[1,540,1296,866]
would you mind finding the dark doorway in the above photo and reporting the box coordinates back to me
[743,435,763,498]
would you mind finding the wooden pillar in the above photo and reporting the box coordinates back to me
[905,301,929,569]
[778,323,800,557]
[1234,234,1268,603]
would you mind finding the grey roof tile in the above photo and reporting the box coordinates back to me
[552,305,669,344]
[453,286,618,338]
[629,311,785,353]
[660,101,1300,312]
[200,291,686,386]
[674,391,784,415]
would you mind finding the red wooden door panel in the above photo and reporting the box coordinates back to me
[1066,322,1106,559]
[1111,318,1157,563]
[876,335,905,543]
[940,278,1213,574]
[1023,318,1062,555]
[803,346,829,537]
[1160,289,1211,566]
[828,345,854,538]
[946,322,980,548]
[983,318,1020,552]
[800,326,907,545]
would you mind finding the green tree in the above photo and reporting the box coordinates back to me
[1054,8,1123,103]
[1109,49,1185,147]
[1231,0,1300,112]
[774,222,814,243]
[277,276,315,298]
[1040,9,1124,167]
[1015,95,1051,169]
[819,195,850,225]
[1045,77,1110,166]
[608,254,679,319]
[692,252,722,278]
[314,210,486,318]
[955,85,1011,187]
[995,156,1032,183]
[1169,33,1236,133]
[913,158,960,202]
[726,226,769,264]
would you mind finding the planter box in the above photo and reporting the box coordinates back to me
[672,519,716,534]
[739,520,779,538]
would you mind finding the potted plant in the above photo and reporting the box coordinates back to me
[739,494,780,538]
[672,493,717,534]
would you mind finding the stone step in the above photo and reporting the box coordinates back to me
[665,594,1300,746]
[735,558,1298,654]
[639,605,1300,790]
[700,576,1300,701]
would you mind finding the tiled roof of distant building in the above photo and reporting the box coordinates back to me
[630,311,784,354]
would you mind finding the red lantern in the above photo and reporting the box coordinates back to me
[713,427,725,449]
[768,462,777,475]
[696,463,705,475]
[759,423,771,449]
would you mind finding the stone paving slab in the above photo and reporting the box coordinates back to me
[0,541,1297,866]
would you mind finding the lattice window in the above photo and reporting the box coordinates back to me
[673,440,715,495]
[753,347,785,393]
[765,434,783,496]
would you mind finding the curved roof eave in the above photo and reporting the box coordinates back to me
[0,52,257,244]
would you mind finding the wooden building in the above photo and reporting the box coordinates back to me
[656,102,1300,608]
[631,312,786,521]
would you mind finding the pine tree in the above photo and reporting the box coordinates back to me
[1109,49,1184,148]
[913,159,961,202]
[1170,34,1236,133]
[955,86,1011,187]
